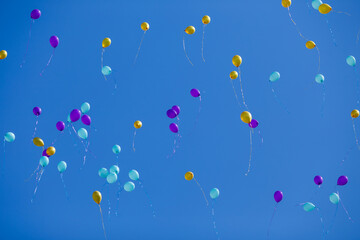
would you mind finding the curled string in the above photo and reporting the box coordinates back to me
[326,204,339,237]
[183,35,193,66]
[201,24,206,62]
[60,173,69,200]
[107,184,111,220]
[230,79,242,108]
[356,29,360,48]
[32,117,39,138]
[134,31,146,64]
[287,8,307,41]
[338,192,354,222]
[332,10,351,16]
[101,48,104,69]
[25,164,40,182]
[325,16,337,46]
[115,181,123,216]
[316,46,321,73]
[31,168,44,203]
[194,177,209,207]
[269,82,290,114]
[320,83,326,118]
[267,204,277,240]
[352,118,359,147]
[316,207,326,240]
[40,49,55,77]
[245,128,253,176]
[20,20,34,69]
[98,205,108,240]
[139,180,156,218]
[238,67,248,109]
[211,201,220,240]
[132,130,137,152]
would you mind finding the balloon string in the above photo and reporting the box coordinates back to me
[71,124,90,168]
[270,83,290,114]
[99,205,108,240]
[31,168,44,203]
[60,173,69,200]
[332,10,351,16]
[107,185,111,220]
[32,118,39,138]
[316,207,326,240]
[115,181,123,216]
[201,24,206,62]
[230,79,242,108]
[20,20,33,69]
[320,83,326,118]
[139,180,156,218]
[211,201,220,240]
[194,177,209,207]
[101,48,104,69]
[183,35,193,66]
[267,205,277,240]
[356,29,360,48]
[352,119,359,147]
[25,164,40,182]
[132,130,137,152]
[316,46,321,73]
[51,131,64,146]
[354,67,360,105]
[238,67,248,109]
[40,49,55,77]
[325,16,337,47]
[245,129,253,176]
[134,31,146,64]
[338,192,354,222]
[287,8,308,41]
[326,204,339,237]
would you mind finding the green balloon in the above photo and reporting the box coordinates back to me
[210,188,220,199]
[67,114,72,123]
[57,161,67,173]
[77,128,88,139]
[329,193,340,204]
[107,172,118,184]
[128,170,139,181]
[124,181,135,192]
[81,102,90,114]
[39,156,49,167]
[315,74,324,84]
[98,168,109,178]
[110,165,120,174]
[4,132,15,142]
[102,66,112,76]
[112,144,121,154]
[346,55,356,67]
[269,71,280,82]
[303,202,316,212]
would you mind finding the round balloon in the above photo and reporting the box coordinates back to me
[312,0,323,10]
[306,41,316,49]
[319,3,332,14]
[185,171,194,181]
[141,22,150,31]
[185,26,195,35]
[110,165,120,174]
[269,71,280,82]
[42,149,50,157]
[46,146,56,156]
[33,137,44,147]
[77,128,88,139]
[81,102,90,113]
[4,132,15,142]
[232,55,242,67]
[240,111,252,124]
[102,66,112,76]
[167,109,177,119]
[33,106,42,116]
[346,56,356,67]
[190,88,200,98]
[124,181,136,192]
[230,71,238,80]
[202,15,211,24]
[30,9,41,20]
[337,176,348,186]
[314,175,323,185]
[70,109,81,122]
[56,121,65,131]
[98,168,109,178]
[57,161,67,173]
[39,156,49,167]
[81,115,91,126]
[248,119,259,128]
[274,191,283,203]
[169,123,179,133]
[210,188,220,199]
[49,35,59,48]
[282,0,291,8]
[102,38,111,48]
[0,50,7,60]
[134,120,142,129]
[112,144,121,154]
[92,191,102,204]
[303,202,316,212]
[329,193,340,204]
[351,109,360,118]
[172,105,180,116]
[315,74,325,84]
[107,172,118,184]
[129,170,140,181]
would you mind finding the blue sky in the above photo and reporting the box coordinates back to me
[1,0,360,239]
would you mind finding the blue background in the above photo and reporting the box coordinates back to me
[0,0,360,239]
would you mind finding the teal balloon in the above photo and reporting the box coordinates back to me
[77,128,88,139]
[57,161,67,173]
[67,114,72,123]
[124,181,135,192]
[312,0,323,10]
[303,202,316,212]
[346,55,356,67]
[112,144,121,154]
[102,66,112,76]
[128,170,139,181]
[315,74,324,84]
[210,188,220,199]
[110,165,120,174]
[269,71,280,82]
[81,102,90,114]
[98,168,109,178]
[329,193,340,204]
[39,156,49,167]
[4,132,15,142]
[107,172,118,184]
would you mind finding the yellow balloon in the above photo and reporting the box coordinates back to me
[319,3,332,14]
[141,22,150,31]
[281,0,291,8]
[185,26,195,35]
[202,15,211,24]
[134,120,142,129]
[240,111,252,124]
[306,41,316,49]
[102,38,111,48]
[0,50,7,60]
[33,137,44,147]
[230,71,238,80]
[92,191,102,204]
[46,146,56,156]
[351,109,359,118]
[232,55,242,67]
[184,171,194,181]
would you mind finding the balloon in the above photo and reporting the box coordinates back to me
[185,26,195,35]
[172,105,180,115]
[98,168,109,178]
[248,119,259,128]
[102,66,112,76]
[81,102,90,114]
[31,9,41,19]
[184,171,194,181]
[269,71,280,82]
[129,170,139,181]
[57,161,67,173]
[337,175,348,186]
[329,193,340,204]
[0,50,7,60]
[202,15,211,24]
[190,88,200,98]
[49,35,59,48]
[33,137,44,147]
[167,109,177,119]
[346,56,356,67]
[169,123,179,133]
[81,115,91,126]
[56,121,65,131]
[110,165,120,174]
[351,109,360,118]
[102,38,111,48]
[33,106,41,116]
[70,109,81,122]
[319,3,332,14]
[134,120,142,129]
[306,41,316,49]
[314,175,323,185]
[112,144,121,154]
[282,0,291,8]
[107,172,118,184]
[42,149,49,157]
[39,156,49,167]
[312,0,323,10]
[274,191,283,203]
[67,114,72,123]
[92,191,102,204]
[77,128,88,139]
[303,202,316,212]
[4,132,15,142]
[230,71,238,80]
[240,111,252,124]
[232,55,242,67]
[315,74,324,84]
[124,181,136,192]
[141,22,150,31]
[210,188,220,199]
[46,146,56,156]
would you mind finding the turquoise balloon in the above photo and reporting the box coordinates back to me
[57,161,67,173]
[4,132,15,142]
[210,188,220,199]
[110,165,120,174]
[329,193,340,204]
[269,71,280,82]
[312,0,323,10]
[107,172,118,184]
[77,128,88,139]
[112,144,121,154]
[98,168,109,178]
[67,114,72,123]
[81,102,90,114]
[346,55,356,67]
[39,156,49,167]
[102,66,112,76]
[128,170,139,181]
[315,74,324,84]
[303,202,316,212]
[124,181,135,192]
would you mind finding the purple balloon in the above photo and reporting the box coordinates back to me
[337,176,348,186]
[167,109,177,119]
[190,88,200,98]
[70,109,81,122]
[248,119,259,128]
[314,175,323,185]
[81,114,91,126]
[172,105,180,116]
[50,35,59,48]
[33,106,41,116]
[42,149,50,157]
[31,9,41,20]
[56,121,65,131]
[169,123,179,133]
[274,191,283,203]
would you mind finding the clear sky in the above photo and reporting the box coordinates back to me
[1,0,360,239]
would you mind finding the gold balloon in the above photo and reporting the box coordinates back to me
[240,111,252,124]
[141,22,150,31]
[184,171,194,181]
[92,191,102,204]
[281,0,291,8]
[185,26,195,35]
[102,38,111,48]
[230,71,238,80]
[306,41,316,49]
[0,50,7,60]
[202,15,211,24]
[33,137,44,147]
[134,120,142,129]
[232,55,242,67]
[46,146,56,156]
[319,3,332,14]
[351,109,359,118]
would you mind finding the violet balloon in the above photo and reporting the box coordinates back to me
[337,176,348,186]
[314,175,323,185]
[167,109,177,119]
[274,191,283,203]
[49,35,59,48]
[172,105,180,116]
[248,119,259,128]
[190,88,200,98]
[169,123,179,133]
[31,9,41,19]
[33,107,41,116]
[56,121,65,131]
[42,149,50,157]
[81,115,91,126]
[70,109,81,122]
